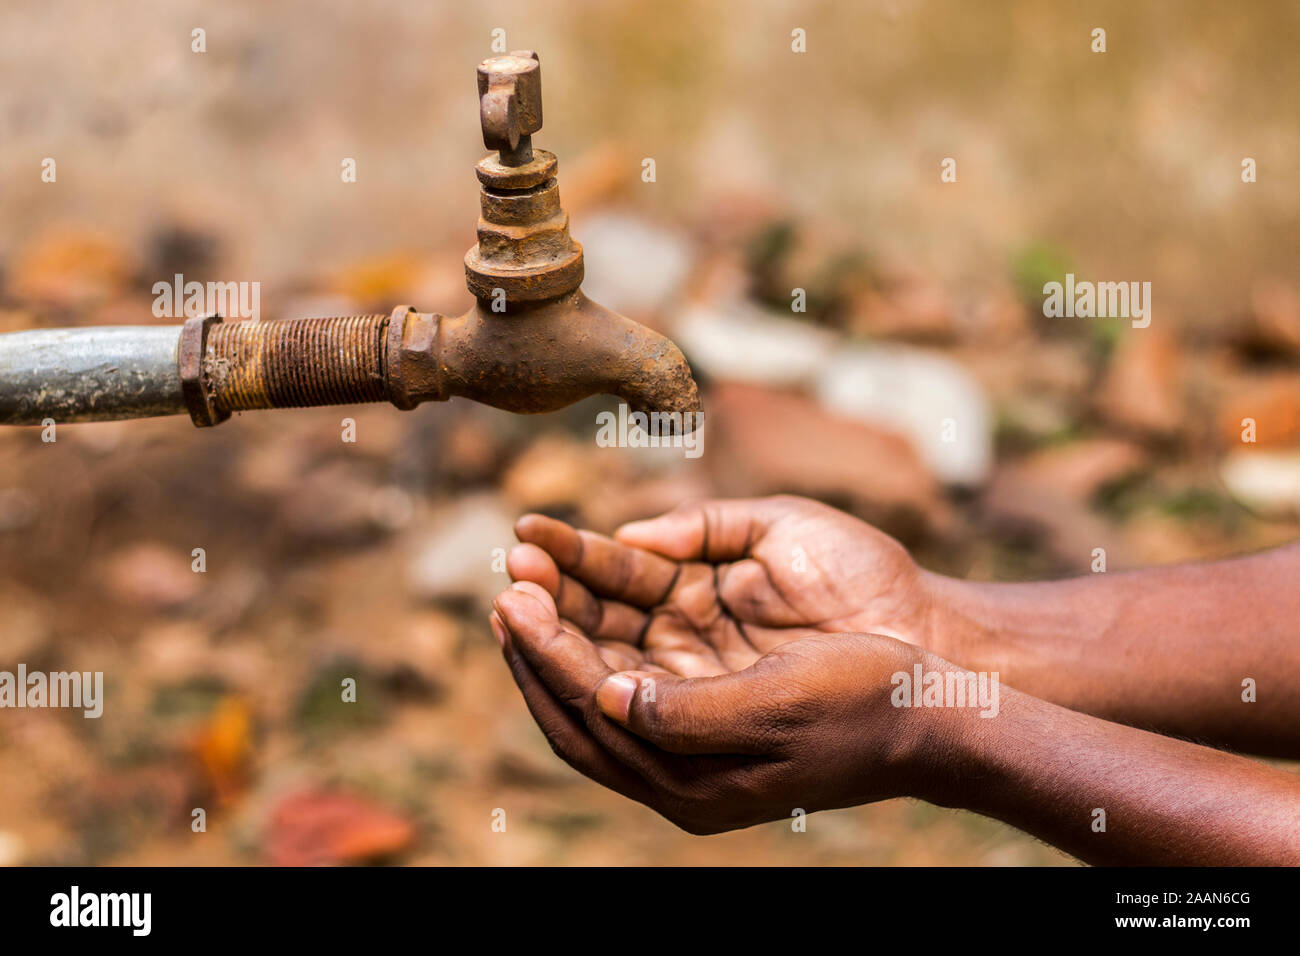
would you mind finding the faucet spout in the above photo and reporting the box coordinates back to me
[435,290,702,429]
[449,50,703,431]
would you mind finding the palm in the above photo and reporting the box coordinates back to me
[732,504,927,640]
[508,497,932,680]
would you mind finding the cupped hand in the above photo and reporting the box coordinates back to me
[489,581,945,834]
[505,495,948,679]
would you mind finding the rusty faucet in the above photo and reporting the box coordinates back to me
[0,51,703,430]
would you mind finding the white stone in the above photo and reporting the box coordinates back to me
[1220,451,1300,517]
[673,302,838,388]
[576,213,693,313]
[815,345,993,486]
[408,494,517,606]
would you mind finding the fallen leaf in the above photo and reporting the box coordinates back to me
[265,789,416,866]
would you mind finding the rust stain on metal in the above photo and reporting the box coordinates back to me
[202,314,389,415]
[180,314,229,427]
[94,50,704,432]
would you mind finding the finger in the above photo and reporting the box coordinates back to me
[497,583,597,651]
[615,498,784,563]
[505,582,651,671]
[489,610,509,648]
[497,629,657,807]
[505,541,562,592]
[493,584,613,704]
[510,578,556,609]
[594,669,781,755]
[513,542,746,676]
[715,558,811,629]
[515,514,680,608]
[507,544,649,644]
[493,592,572,648]
[493,586,679,781]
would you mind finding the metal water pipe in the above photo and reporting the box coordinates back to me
[0,51,702,431]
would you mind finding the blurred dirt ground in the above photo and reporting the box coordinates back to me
[1,0,1298,864]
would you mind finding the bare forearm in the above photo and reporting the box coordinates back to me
[924,682,1300,865]
[925,543,1300,755]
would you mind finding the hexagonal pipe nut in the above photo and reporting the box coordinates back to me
[384,307,445,409]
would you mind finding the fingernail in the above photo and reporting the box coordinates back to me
[489,614,507,648]
[597,674,638,722]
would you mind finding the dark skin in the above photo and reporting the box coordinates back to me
[491,494,1300,863]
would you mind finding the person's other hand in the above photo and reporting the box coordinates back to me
[490,581,946,834]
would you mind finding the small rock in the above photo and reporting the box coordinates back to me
[369,486,415,532]
[577,213,693,315]
[707,383,947,527]
[503,435,608,512]
[265,789,416,866]
[103,542,199,610]
[136,623,211,684]
[274,462,390,547]
[1004,439,1148,503]
[815,345,994,486]
[1245,278,1300,356]
[982,465,1126,570]
[580,472,714,532]
[408,494,516,606]
[848,278,956,342]
[967,283,1031,341]
[1095,327,1185,437]
[349,611,460,695]
[439,416,504,483]
[1220,450,1300,517]
[235,434,313,497]
[1217,374,1300,449]
[672,302,837,388]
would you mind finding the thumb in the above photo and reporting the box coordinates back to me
[616,498,786,562]
[595,669,778,755]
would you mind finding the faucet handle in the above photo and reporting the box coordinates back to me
[477,50,542,166]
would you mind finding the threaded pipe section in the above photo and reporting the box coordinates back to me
[204,315,390,413]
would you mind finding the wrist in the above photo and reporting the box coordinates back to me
[915,569,1007,673]
[886,645,1002,806]
[901,654,1021,811]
